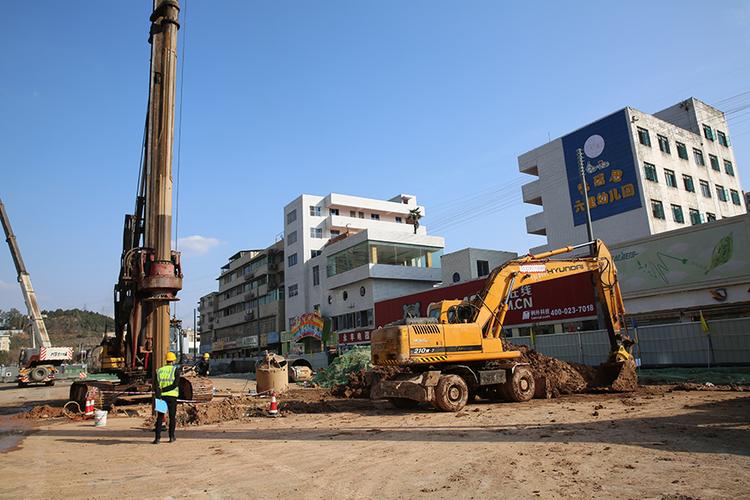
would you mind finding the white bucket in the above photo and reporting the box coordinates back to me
[94,409,108,427]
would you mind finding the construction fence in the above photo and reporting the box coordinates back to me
[511,317,750,368]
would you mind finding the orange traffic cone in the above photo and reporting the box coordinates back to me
[85,397,94,417]
[267,391,279,417]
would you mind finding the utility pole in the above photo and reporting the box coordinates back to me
[576,148,595,254]
[144,0,181,374]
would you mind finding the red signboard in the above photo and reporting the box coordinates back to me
[502,272,596,324]
[373,272,596,328]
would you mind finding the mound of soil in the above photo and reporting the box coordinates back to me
[505,341,637,397]
[17,405,66,420]
[331,366,405,399]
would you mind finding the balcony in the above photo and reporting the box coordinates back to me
[521,179,542,206]
[525,212,547,236]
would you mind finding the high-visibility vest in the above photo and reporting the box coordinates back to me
[157,365,179,397]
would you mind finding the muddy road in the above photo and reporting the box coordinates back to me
[0,378,748,499]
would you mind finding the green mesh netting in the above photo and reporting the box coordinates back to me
[313,347,372,388]
[638,367,750,385]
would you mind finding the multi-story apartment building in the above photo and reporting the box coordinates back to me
[283,193,444,349]
[520,97,746,252]
[197,291,218,354]
[207,240,286,358]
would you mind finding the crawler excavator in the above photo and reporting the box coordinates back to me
[370,240,636,412]
[70,0,212,408]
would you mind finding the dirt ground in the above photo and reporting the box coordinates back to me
[0,377,748,499]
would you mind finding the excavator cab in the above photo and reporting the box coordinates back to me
[426,300,476,324]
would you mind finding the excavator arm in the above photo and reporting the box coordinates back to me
[441,240,632,361]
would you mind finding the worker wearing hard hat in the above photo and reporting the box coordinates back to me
[195,352,210,377]
[153,351,180,444]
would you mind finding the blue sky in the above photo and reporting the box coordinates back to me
[1,1,749,326]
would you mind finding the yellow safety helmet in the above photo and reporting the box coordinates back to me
[203,353,210,359]
[165,352,177,362]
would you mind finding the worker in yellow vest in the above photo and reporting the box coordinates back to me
[153,351,180,444]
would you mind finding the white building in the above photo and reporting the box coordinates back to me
[441,248,518,284]
[520,97,746,253]
[283,193,444,348]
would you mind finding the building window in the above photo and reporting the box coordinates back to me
[309,205,321,216]
[358,211,365,219]
[476,260,490,277]
[360,286,366,296]
[644,162,658,182]
[370,213,380,220]
[703,124,714,141]
[657,134,670,154]
[310,249,322,259]
[395,216,403,223]
[312,265,320,286]
[724,160,734,176]
[329,208,340,216]
[350,210,356,217]
[286,209,297,224]
[716,185,727,202]
[665,169,677,188]
[330,229,340,237]
[288,284,298,297]
[651,200,665,220]
[637,127,651,147]
[326,240,442,277]
[671,204,684,224]
[452,272,461,283]
[682,175,695,193]
[286,231,297,245]
[310,227,323,238]
[730,189,741,205]
[676,142,688,160]
[717,130,729,147]
[342,291,348,301]
[287,253,298,267]
[693,148,705,166]
[709,154,720,171]
[706,212,717,222]
[699,180,711,198]
[689,208,701,225]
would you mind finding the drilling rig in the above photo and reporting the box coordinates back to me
[70,0,212,407]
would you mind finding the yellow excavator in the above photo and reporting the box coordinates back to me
[370,239,636,411]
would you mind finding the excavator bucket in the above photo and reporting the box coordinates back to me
[592,359,638,392]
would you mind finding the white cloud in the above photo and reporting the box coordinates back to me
[0,279,15,290]
[176,235,221,256]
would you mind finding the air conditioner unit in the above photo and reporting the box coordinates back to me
[245,310,255,320]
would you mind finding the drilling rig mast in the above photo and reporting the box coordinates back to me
[71,1,212,406]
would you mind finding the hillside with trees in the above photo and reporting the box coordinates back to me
[0,308,112,364]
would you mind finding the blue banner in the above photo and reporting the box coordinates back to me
[562,109,641,225]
